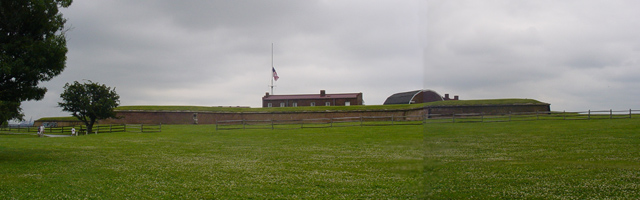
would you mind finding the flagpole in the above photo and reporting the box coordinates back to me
[270,43,274,95]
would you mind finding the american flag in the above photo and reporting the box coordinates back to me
[272,67,279,81]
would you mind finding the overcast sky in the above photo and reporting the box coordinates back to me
[18,0,640,120]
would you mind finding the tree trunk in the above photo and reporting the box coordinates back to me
[87,118,96,134]
[83,121,91,135]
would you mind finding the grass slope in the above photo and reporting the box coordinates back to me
[36,116,81,122]
[38,99,546,120]
[0,125,423,199]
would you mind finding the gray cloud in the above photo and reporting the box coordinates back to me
[18,0,640,121]
[426,0,640,111]
[20,0,424,120]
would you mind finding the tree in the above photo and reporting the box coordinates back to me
[0,101,23,125]
[58,81,120,135]
[0,0,72,124]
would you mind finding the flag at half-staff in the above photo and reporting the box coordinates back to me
[272,67,279,81]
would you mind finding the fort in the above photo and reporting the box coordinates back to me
[35,99,550,126]
[34,87,551,126]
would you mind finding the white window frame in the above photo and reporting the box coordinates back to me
[345,101,350,106]
[292,102,298,107]
[267,103,272,107]
[310,102,315,106]
[280,102,285,107]
[325,102,331,106]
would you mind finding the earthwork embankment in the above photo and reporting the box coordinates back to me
[97,103,550,125]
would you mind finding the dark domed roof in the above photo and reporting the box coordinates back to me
[383,90,443,105]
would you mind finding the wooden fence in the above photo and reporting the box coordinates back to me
[1,124,161,134]
[425,109,639,123]
[215,109,640,130]
[215,115,425,130]
[124,124,162,133]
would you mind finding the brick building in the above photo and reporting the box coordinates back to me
[262,90,363,107]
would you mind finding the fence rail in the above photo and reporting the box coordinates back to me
[215,109,640,130]
[125,124,162,133]
[1,124,161,134]
[216,115,429,130]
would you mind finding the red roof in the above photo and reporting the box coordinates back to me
[263,93,361,100]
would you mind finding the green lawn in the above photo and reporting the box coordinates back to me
[0,125,423,199]
[2,118,639,199]
[424,118,640,199]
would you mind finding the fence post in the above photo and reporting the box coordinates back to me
[391,114,394,125]
[159,123,162,132]
[588,110,591,120]
[242,119,246,129]
[630,109,633,119]
[452,113,455,123]
[610,109,613,119]
[509,111,512,122]
[563,110,566,120]
[140,124,143,132]
[360,116,363,126]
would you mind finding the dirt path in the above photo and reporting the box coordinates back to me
[44,134,73,137]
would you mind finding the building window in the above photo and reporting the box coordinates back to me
[292,102,297,107]
[280,102,285,107]
[267,103,272,107]
[345,101,350,106]
[310,102,315,106]
[325,102,331,106]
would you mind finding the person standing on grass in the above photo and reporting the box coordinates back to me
[71,127,76,136]
[38,125,44,137]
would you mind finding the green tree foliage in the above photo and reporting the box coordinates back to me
[0,0,72,123]
[58,81,119,135]
[0,101,22,125]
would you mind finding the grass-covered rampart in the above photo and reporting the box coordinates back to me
[115,98,546,112]
[36,99,547,122]
[36,116,81,122]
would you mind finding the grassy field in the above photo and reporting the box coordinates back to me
[0,125,423,199]
[425,118,640,199]
[2,118,639,199]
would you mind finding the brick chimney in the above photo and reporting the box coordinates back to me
[454,95,459,100]
[320,90,326,97]
[265,92,269,97]
[444,94,450,100]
